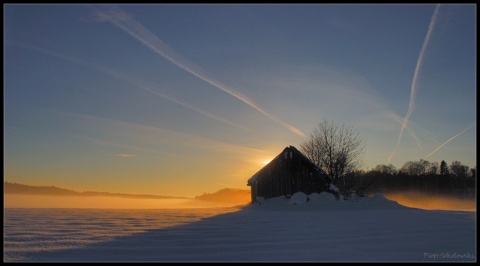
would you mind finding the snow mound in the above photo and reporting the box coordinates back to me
[308,192,337,202]
[329,183,340,192]
[289,192,308,205]
[248,192,408,211]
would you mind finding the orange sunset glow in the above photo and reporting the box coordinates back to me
[4,5,476,264]
[384,192,476,212]
[4,4,475,207]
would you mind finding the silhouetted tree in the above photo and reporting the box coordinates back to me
[373,164,396,176]
[440,160,449,176]
[299,119,365,194]
[426,162,439,175]
[466,167,476,192]
[400,160,426,176]
[449,160,470,193]
[346,160,475,199]
[468,167,476,179]
[450,160,469,179]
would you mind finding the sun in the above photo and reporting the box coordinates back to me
[261,159,272,165]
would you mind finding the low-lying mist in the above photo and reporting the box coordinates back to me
[3,183,251,209]
[5,188,475,211]
[4,194,245,209]
[195,188,251,206]
[383,191,476,211]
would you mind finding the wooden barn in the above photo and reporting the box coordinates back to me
[247,145,332,203]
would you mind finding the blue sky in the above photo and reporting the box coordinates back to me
[4,4,476,197]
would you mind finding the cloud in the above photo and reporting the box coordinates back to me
[5,41,255,134]
[8,104,274,163]
[388,5,441,163]
[80,135,175,156]
[98,69,257,134]
[90,5,305,137]
[113,153,136,157]
[72,112,274,161]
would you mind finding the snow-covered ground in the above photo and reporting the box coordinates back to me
[253,191,408,210]
[4,192,476,262]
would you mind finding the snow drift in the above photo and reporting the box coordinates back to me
[249,191,408,211]
[7,191,475,262]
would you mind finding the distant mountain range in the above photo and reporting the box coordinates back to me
[4,182,187,199]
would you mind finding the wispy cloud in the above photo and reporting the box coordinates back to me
[6,40,92,68]
[100,70,257,134]
[388,5,441,163]
[5,107,175,157]
[425,124,474,159]
[72,112,274,160]
[113,153,136,157]
[90,5,305,137]
[5,41,254,134]
[9,103,273,161]
[81,135,175,156]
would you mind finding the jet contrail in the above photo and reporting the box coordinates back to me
[388,4,441,163]
[91,5,305,137]
[425,124,474,159]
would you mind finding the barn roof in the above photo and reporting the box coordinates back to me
[247,145,329,186]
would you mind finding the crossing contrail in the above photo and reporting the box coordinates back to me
[388,5,441,163]
[425,124,474,159]
[90,5,305,137]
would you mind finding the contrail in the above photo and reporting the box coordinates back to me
[6,41,254,133]
[425,124,474,159]
[388,5,441,163]
[90,5,305,137]
[386,112,424,150]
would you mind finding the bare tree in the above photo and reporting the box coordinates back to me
[399,160,426,176]
[449,160,469,179]
[373,164,397,175]
[299,119,365,187]
[426,162,439,175]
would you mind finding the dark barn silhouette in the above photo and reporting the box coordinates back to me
[247,146,332,203]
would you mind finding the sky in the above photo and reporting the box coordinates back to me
[4,4,476,197]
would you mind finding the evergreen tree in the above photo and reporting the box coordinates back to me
[440,160,449,176]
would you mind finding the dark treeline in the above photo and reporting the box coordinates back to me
[335,159,476,199]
